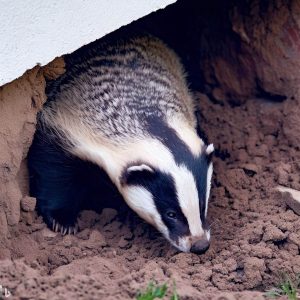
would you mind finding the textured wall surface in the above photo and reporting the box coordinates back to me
[0,58,65,241]
[0,0,175,86]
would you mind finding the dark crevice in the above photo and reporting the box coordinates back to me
[256,80,287,102]
[215,148,231,161]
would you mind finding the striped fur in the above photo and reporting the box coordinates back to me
[31,35,213,253]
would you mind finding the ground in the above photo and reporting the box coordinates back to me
[1,92,300,300]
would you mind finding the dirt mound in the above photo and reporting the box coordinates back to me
[2,1,300,298]
[1,90,300,299]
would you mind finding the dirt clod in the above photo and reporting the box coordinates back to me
[1,93,300,299]
[20,196,36,212]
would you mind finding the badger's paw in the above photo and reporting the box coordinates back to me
[52,219,79,235]
[39,207,80,236]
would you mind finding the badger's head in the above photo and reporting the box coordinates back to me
[117,120,214,254]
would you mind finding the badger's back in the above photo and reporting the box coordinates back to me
[41,36,196,148]
[29,35,213,252]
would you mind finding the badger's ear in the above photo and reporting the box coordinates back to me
[120,164,155,185]
[126,164,154,173]
[205,144,214,162]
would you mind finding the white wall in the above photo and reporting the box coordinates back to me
[0,0,175,86]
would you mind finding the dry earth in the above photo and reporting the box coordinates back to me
[1,89,300,299]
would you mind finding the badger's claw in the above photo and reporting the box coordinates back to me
[61,226,67,235]
[54,222,60,233]
[67,224,79,235]
[51,219,78,235]
[52,219,56,231]
[67,226,74,235]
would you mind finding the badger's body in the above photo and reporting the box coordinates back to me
[28,35,213,253]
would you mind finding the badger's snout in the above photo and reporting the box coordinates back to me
[190,238,210,254]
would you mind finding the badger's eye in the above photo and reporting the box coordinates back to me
[166,211,177,219]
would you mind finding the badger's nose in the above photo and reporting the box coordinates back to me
[190,238,210,254]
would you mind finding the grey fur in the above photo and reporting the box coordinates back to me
[41,36,197,146]
[34,35,213,253]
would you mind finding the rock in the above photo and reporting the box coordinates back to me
[276,164,292,185]
[99,209,118,227]
[276,185,300,216]
[41,228,58,238]
[263,224,286,242]
[84,230,106,249]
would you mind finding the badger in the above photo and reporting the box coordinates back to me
[28,35,214,254]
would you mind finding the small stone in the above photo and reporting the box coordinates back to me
[21,196,36,212]
[99,208,118,226]
[41,228,58,238]
[276,185,300,216]
[118,237,131,249]
[84,230,106,248]
[263,224,286,242]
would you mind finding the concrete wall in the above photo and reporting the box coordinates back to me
[0,0,175,86]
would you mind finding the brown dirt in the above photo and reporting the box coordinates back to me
[1,89,300,299]
[0,57,65,240]
[2,1,300,298]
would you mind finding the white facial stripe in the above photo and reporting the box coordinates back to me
[73,137,175,186]
[127,164,154,173]
[167,117,204,156]
[172,165,204,237]
[72,133,210,251]
[122,186,170,238]
[205,162,213,217]
[117,139,176,176]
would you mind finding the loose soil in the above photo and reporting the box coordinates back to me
[1,92,300,300]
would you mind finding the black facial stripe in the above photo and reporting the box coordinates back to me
[146,115,210,224]
[124,170,190,241]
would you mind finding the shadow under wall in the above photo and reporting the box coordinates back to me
[80,0,295,106]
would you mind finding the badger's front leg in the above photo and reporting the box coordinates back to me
[27,129,85,234]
